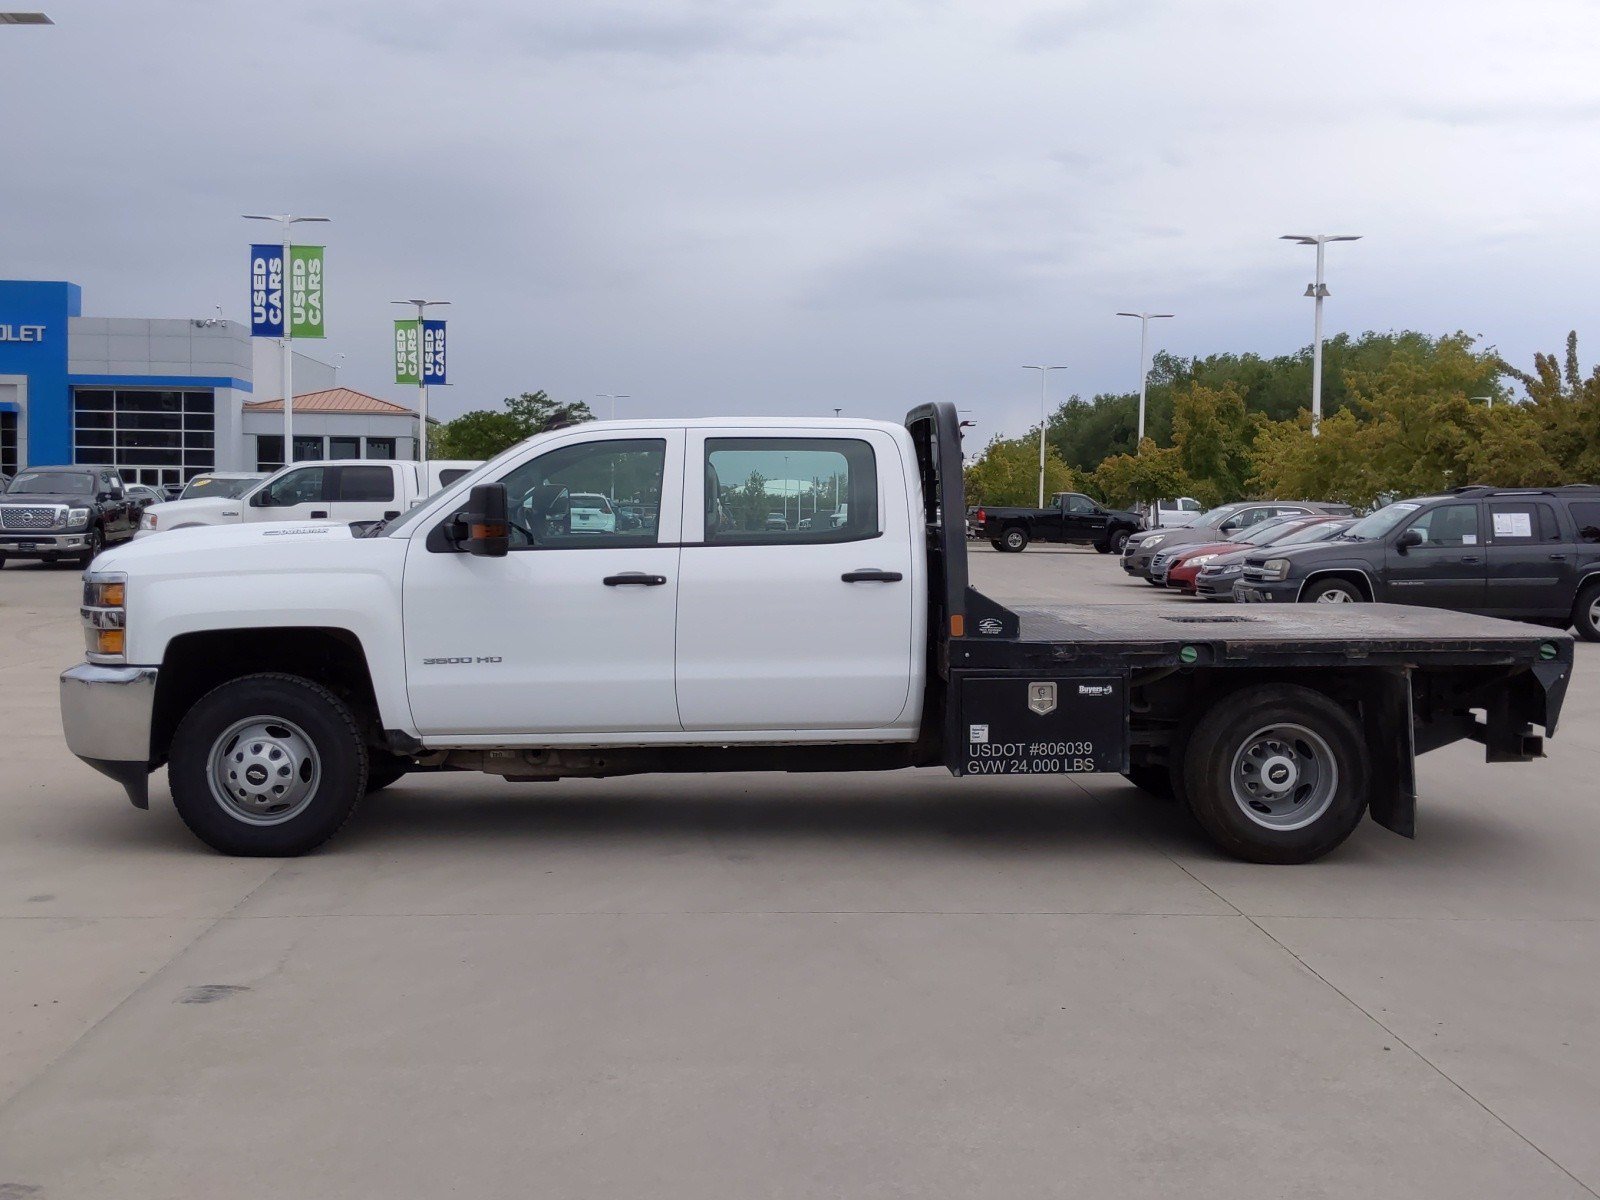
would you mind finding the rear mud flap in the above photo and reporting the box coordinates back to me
[1364,670,1416,839]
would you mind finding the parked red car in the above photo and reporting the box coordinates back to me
[1165,516,1343,594]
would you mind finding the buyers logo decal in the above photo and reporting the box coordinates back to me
[1078,684,1113,697]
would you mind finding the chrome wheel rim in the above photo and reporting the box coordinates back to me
[1315,587,1355,603]
[1229,722,1337,831]
[1590,593,1600,630]
[207,715,321,826]
[1006,531,1024,549]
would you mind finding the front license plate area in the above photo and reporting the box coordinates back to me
[957,674,1127,775]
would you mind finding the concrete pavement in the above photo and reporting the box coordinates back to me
[1,547,1596,1198]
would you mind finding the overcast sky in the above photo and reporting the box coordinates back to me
[4,0,1597,440]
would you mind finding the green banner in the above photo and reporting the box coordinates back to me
[289,245,326,339]
[393,319,420,384]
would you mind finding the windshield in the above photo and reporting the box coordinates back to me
[1342,502,1421,541]
[1275,520,1348,547]
[7,471,92,495]
[181,475,259,500]
[1236,519,1299,547]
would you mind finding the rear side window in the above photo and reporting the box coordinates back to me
[1569,501,1600,544]
[337,466,395,503]
[1488,501,1562,543]
[704,437,878,544]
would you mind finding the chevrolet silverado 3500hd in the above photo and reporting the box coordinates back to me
[60,404,1573,863]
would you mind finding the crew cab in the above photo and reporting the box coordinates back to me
[0,465,138,568]
[61,406,1574,865]
[1235,485,1600,640]
[137,459,479,538]
[973,492,1142,554]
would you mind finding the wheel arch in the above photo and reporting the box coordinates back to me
[1297,567,1375,602]
[152,627,382,766]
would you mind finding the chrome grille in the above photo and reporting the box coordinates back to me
[0,505,63,531]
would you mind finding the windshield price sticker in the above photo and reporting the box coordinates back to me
[959,674,1126,776]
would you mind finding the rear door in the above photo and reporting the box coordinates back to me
[332,464,405,522]
[1383,501,1487,610]
[676,428,918,732]
[1485,499,1572,617]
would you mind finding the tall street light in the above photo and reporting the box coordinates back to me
[1115,311,1174,448]
[1281,233,1361,436]
[392,298,449,472]
[1021,365,1067,507]
[0,13,54,23]
[596,393,630,420]
[245,213,329,463]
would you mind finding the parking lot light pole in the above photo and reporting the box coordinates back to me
[1022,365,1067,507]
[392,299,449,472]
[246,214,329,464]
[1115,312,1174,448]
[1281,234,1361,436]
[1471,394,1495,410]
[596,393,629,421]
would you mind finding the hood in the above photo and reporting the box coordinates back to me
[0,491,94,507]
[1169,540,1240,563]
[97,519,362,575]
[1131,525,1219,549]
[1241,540,1353,567]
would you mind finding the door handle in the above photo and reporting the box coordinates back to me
[1459,556,1481,564]
[310,510,329,519]
[1549,553,1568,560]
[603,572,668,586]
[841,569,904,583]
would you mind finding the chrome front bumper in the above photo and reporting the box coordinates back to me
[0,532,89,555]
[59,663,159,808]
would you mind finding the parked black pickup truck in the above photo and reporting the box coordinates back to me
[973,491,1142,554]
[0,465,140,568]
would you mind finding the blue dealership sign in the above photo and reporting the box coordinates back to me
[249,244,285,337]
[422,319,447,384]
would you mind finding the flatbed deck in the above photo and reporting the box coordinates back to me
[954,600,1570,672]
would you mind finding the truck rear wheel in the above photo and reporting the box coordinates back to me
[1181,684,1368,864]
[999,527,1029,552]
[168,673,368,856]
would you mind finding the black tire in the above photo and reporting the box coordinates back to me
[1181,684,1369,864]
[1573,579,1600,643]
[364,752,412,793]
[999,526,1029,552]
[1124,762,1175,800]
[1108,528,1131,555]
[168,673,368,856]
[0,554,6,570]
[77,526,104,569]
[1301,577,1364,604]
[989,540,1004,551]
[1094,542,1112,554]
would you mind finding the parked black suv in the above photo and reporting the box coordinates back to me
[0,466,139,569]
[973,491,1142,553]
[1235,485,1600,639]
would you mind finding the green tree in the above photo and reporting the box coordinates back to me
[1089,440,1194,510]
[964,435,1079,505]
[432,391,594,460]
[1171,381,1253,505]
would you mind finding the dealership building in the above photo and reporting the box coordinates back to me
[0,280,422,487]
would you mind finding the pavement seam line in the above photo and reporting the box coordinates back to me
[1163,852,1600,1200]
[0,859,296,1120]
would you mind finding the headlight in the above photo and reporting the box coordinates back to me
[65,506,90,529]
[1144,535,1164,549]
[82,570,128,662]
[1213,564,1242,577]
[140,511,157,530]
[1261,558,1292,582]
[1187,554,1217,567]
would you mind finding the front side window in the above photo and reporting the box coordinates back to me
[703,437,878,543]
[258,466,326,507]
[1406,503,1479,547]
[1065,493,1096,515]
[496,438,665,549]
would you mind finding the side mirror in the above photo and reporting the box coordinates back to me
[1219,520,1239,534]
[458,483,510,557]
[250,489,271,508]
[1396,527,1424,551]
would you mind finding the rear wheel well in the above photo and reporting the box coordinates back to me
[152,628,379,766]
[1300,570,1372,601]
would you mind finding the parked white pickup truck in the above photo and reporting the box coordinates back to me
[136,459,479,537]
[60,406,1573,863]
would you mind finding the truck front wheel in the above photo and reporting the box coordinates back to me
[168,673,368,856]
[1182,685,1368,864]
[999,527,1029,552]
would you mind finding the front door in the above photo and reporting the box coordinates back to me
[242,463,331,523]
[402,430,685,738]
[1383,501,1486,610]
[675,429,918,732]
[1064,492,1107,542]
